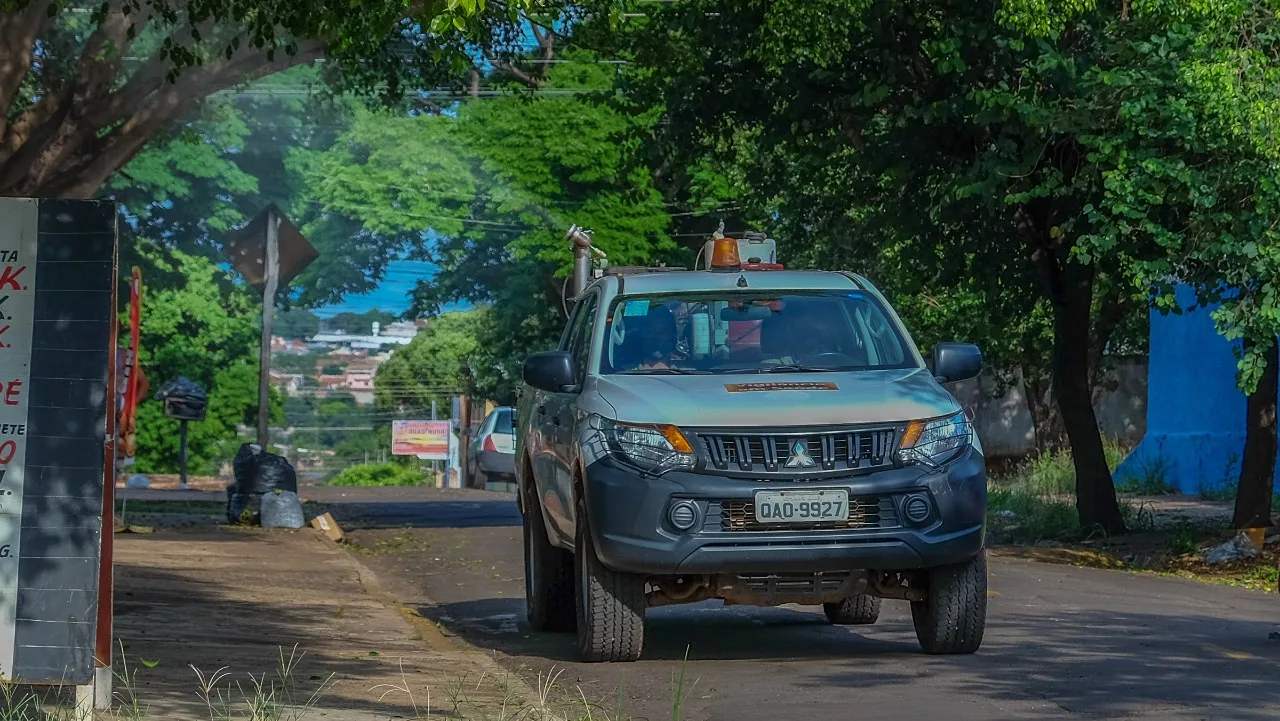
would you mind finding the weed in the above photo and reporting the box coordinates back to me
[987,486,1080,542]
[193,645,333,721]
[1167,520,1200,556]
[1114,453,1175,495]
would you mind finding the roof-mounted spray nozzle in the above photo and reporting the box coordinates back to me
[567,224,595,299]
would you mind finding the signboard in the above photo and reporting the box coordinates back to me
[392,420,450,459]
[0,198,115,684]
[116,268,144,469]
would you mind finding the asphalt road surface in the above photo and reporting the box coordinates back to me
[320,487,1280,721]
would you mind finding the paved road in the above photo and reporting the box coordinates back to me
[321,487,1280,721]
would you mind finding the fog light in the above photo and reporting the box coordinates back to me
[668,500,698,530]
[903,494,931,524]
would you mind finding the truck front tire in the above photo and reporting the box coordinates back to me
[910,550,987,654]
[523,484,575,633]
[575,495,645,662]
[823,594,881,625]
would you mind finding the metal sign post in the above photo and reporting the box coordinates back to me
[256,209,279,448]
[224,206,317,451]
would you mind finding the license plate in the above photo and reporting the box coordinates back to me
[753,489,849,524]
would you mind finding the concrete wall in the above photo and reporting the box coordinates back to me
[952,359,1149,459]
[1114,285,1280,495]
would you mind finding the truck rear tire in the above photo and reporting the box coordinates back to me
[910,550,987,655]
[823,594,881,625]
[523,485,575,633]
[575,496,645,662]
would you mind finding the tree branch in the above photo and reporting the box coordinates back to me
[49,39,326,198]
[0,0,53,139]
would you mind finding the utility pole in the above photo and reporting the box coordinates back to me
[257,207,280,449]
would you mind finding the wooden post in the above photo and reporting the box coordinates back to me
[458,393,471,489]
[257,209,280,449]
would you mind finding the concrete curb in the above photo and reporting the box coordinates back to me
[305,528,549,708]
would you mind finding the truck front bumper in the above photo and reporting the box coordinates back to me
[582,449,986,576]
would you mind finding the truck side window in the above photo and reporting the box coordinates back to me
[568,294,599,383]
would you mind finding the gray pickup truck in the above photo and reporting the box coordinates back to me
[515,236,987,663]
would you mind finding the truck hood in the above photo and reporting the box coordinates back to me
[592,368,959,428]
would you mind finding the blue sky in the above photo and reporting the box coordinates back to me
[313,259,470,318]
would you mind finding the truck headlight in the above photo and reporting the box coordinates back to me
[598,418,696,475]
[898,411,971,467]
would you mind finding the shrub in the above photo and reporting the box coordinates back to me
[329,463,425,487]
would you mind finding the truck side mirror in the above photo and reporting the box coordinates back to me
[931,343,983,383]
[523,351,578,393]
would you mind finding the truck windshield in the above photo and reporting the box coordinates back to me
[599,291,915,375]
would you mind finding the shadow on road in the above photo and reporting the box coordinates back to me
[806,606,1280,720]
[419,597,914,664]
[421,592,1280,719]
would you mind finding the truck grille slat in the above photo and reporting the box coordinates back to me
[697,427,899,477]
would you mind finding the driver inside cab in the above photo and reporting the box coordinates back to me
[620,305,685,372]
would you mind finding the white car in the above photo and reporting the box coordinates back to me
[468,406,516,492]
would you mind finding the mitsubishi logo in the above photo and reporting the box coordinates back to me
[784,439,816,469]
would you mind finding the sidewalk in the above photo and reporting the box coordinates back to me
[113,526,539,720]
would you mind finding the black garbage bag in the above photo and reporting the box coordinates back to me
[230,444,298,495]
[226,482,262,524]
[254,452,298,494]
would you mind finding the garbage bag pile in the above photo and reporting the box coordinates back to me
[226,443,303,528]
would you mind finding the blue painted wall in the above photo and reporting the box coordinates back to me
[1115,284,1280,494]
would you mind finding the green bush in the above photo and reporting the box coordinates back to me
[329,463,426,487]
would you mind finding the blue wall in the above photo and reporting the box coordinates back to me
[1115,285,1280,494]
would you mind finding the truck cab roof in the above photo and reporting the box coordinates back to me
[591,269,870,297]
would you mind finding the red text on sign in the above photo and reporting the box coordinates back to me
[3,379,21,406]
[0,266,26,292]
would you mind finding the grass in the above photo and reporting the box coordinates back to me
[986,438,1151,543]
[328,462,427,488]
[0,641,696,721]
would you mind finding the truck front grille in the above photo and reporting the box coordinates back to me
[696,427,898,477]
[716,495,898,532]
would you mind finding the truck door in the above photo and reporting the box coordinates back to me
[544,291,598,542]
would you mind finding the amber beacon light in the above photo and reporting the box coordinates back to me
[709,237,742,270]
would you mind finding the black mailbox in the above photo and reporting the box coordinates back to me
[155,377,209,422]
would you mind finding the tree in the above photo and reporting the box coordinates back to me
[324,309,398,335]
[0,0,540,199]
[375,310,483,413]
[306,56,683,397]
[600,0,1280,534]
[135,244,260,391]
[274,308,321,339]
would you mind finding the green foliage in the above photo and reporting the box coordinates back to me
[275,309,322,340]
[329,462,425,487]
[129,242,282,474]
[323,309,398,335]
[134,245,261,392]
[306,56,682,400]
[135,362,284,474]
[375,310,483,412]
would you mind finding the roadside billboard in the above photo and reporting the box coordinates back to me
[392,420,450,459]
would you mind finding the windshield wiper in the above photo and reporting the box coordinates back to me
[618,368,713,375]
[721,364,843,374]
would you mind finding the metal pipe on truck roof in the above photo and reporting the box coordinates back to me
[567,224,594,299]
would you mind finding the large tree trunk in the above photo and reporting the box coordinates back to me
[1235,339,1277,529]
[1047,257,1126,534]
